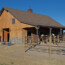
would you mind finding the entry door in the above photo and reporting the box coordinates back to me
[3,29,10,42]
[4,30,8,42]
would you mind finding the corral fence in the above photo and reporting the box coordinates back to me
[22,34,65,52]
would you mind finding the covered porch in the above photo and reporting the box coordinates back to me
[24,26,64,44]
[23,26,65,52]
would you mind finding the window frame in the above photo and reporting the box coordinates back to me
[12,19,15,24]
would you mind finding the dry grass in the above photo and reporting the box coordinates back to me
[0,43,65,65]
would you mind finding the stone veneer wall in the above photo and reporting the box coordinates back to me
[10,38,22,44]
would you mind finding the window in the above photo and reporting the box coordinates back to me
[12,19,15,24]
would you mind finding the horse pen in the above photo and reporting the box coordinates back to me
[23,31,65,56]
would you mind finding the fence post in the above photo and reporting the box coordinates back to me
[49,28,52,56]
[31,34,34,47]
[23,36,26,52]
[57,35,60,43]
[35,26,40,44]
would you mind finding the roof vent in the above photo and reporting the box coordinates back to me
[27,8,33,13]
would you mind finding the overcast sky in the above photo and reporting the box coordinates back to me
[0,0,65,26]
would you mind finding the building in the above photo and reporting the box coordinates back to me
[0,7,65,44]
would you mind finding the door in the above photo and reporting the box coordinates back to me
[3,28,10,42]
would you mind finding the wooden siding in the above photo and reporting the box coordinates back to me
[0,10,34,41]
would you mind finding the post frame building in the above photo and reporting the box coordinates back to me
[0,7,65,44]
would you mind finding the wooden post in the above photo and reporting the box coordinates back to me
[62,29,63,41]
[57,35,60,43]
[38,37,40,44]
[22,29,27,52]
[36,29,39,44]
[35,26,40,44]
[62,30,64,41]
[60,28,62,41]
[49,28,52,56]
[31,33,34,47]
[23,35,26,52]
[54,35,55,43]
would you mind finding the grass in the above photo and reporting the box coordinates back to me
[10,62,14,65]
[0,62,14,65]
[0,64,7,65]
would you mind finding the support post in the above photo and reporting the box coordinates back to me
[60,28,62,41]
[49,28,52,56]
[36,29,38,43]
[35,26,40,44]
[62,29,63,41]
[54,35,55,43]
[62,30,64,41]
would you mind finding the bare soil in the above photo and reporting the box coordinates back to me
[0,42,65,65]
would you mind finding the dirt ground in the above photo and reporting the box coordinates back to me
[0,42,65,65]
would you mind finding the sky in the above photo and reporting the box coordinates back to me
[0,0,65,26]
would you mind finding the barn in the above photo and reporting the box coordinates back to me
[0,7,65,44]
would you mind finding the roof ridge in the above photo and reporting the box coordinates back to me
[3,7,25,12]
[3,7,48,17]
